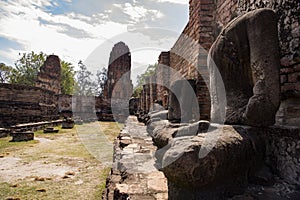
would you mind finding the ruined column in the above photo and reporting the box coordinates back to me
[103,42,132,101]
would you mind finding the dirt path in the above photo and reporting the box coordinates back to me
[0,122,120,200]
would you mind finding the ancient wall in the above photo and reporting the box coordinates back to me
[145,0,214,121]
[58,94,73,118]
[144,77,151,113]
[57,94,114,121]
[263,126,300,185]
[215,0,238,33]
[0,83,59,127]
[58,94,72,112]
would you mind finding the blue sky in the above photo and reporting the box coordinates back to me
[0,0,189,82]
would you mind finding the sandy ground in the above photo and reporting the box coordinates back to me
[0,122,116,200]
[0,138,77,183]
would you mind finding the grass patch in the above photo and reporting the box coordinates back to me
[94,167,111,199]
[0,182,39,200]
[0,137,38,155]
[35,126,75,140]
[99,122,123,142]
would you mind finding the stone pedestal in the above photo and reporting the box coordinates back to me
[62,118,74,129]
[10,131,34,142]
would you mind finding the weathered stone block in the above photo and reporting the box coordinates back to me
[62,118,74,129]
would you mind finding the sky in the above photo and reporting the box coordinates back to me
[0,0,189,84]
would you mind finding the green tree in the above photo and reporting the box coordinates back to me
[9,51,46,86]
[132,63,157,97]
[75,61,96,96]
[0,63,12,83]
[95,67,107,96]
[61,61,76,95]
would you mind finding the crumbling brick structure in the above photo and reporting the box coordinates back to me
[58,42,134,122]
[103,42,133,100]
[94,42,134,122]
[36,55,61,94]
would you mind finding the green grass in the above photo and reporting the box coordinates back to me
[94,167,111,199]
[0,182,39,200]
[99,121,123,141]
[0,137,39,155]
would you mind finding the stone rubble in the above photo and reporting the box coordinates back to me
[103,116,168,200]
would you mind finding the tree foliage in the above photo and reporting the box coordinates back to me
[3,51,109,96]
[95,67,107,96]
[0,63,12,83]
[9,51,46,86]
[61,61,76,95]
[132,63,157,97]
[74,61,96,96]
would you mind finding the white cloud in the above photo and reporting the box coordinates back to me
[0,0,127,66]
[0,48,22,66]
[112,3,164,23]
[0,0,188,82]
[156,0,188,4]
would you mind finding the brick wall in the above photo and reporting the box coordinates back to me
[0,83,59,127]
[156,52,170,109]
[215,0,238,34]
[167,0,214,120]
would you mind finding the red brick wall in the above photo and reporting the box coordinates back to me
[156,52,170,109]
[168,0,215,120]
[215,0,238,33]
[0,83,59,127]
